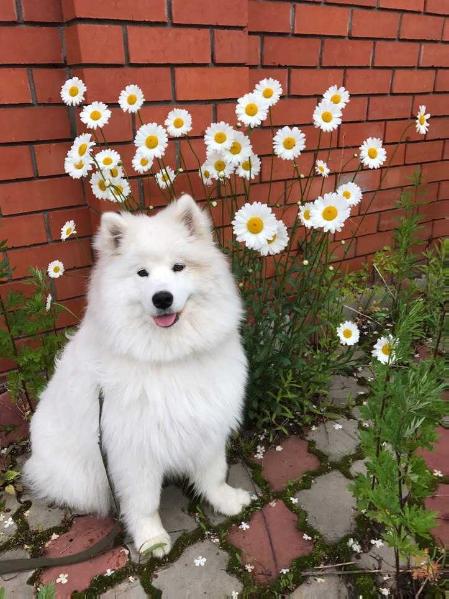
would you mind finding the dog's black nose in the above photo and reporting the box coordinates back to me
[152,291,173,310]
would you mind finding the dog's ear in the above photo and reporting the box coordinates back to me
[173,194,212,239]
[94,212,127,254]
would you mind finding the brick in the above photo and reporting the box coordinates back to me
[0,146,34,181]
[425,0,449,14]
[352,9,400,38]
[22,0,62,22]
[290,68,343,95]
[55,266,90,301]
[214,30,248,64]
[344,96,368,121]
[345,69,392,94]
[357,231,394,256]
[414,93,449,115]
[0,26,63,64]
[249,69,288,96]
[379,0,424,10]
[433,218,449,237]
[248,0,291,33]
[324,0,376,5]
[381,164,417,189]
[32,68,67,103]
[0,0,16,21]
[295,5,350,36]
[128,27,210,64]
[421,44,449,66]
[339,121,385,148]
[34,142,71,177]
[406,140,443,163]
[0,214,48,248]
[248,35,260,65]
[175,67,249,100]
[0,69,31,104]
[369,95,412,120]
[270,98,316,126]
[263,37,320,66]
[392,69,435,92]
[422,159,449,182]
[322,39,373,66]
[48,206,92,241]
[62,0,167,21]
[436,69,449,91]
[0,178,84,216]
[385,118,423,143]
[401,13,444,40]
[74,66,172,103]
[375,41,420,66]
[172,0,247,26]
[444,19,449,41]
[65,24,125,65]
[0,107,70,143]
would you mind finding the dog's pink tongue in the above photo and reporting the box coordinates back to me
[153,313,177,328]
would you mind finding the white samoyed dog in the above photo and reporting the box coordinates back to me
[23,194,250,556]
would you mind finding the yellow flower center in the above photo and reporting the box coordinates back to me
[99,180,107,191]
[115,184,123,194]
[173,117,184,128]
[214,159,226,172]
[368,147,378,159]
[69,86,79,97]
[53,265,60,273]
[322,205,338,221]
[127,94,137,105]
[74,160,84,169]
[102,157,113,166]
[381,343,392,356]
[230,141,242,155]
[145,135,159,149]
[263,88,273,99]
[321,111,333,123]
[214,132,227,144]
[78,143,88,156]
[343,328,352,339]
[303,209,311,220]
[241,159,251,171]
[267,234,277,244]
[283,136,296,150]
[110,167,119,177]
[66,227,72,236]
[245,103,258,116]
[330,93,341,104]
[343,190,351,200]
[319,165,324,172]
[140,158,149,167]
[90,110,102,121]
[246,216,264,234]
[419,115,426,125]
[203,169,210,178]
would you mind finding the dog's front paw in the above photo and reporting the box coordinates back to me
[139,531,172,559]
[210,485,251,517]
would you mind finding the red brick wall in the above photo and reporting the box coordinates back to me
[1,0,448,333]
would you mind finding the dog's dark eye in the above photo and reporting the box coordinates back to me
[137,268,149,277]
[173,263,185,272]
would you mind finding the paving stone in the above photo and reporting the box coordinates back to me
[327,376,367,408]
[349,460,367,478]
[260,437,320,492]
[0,490,21,540]
[21,494,66,530]
[419,426,449,477]
[0,392,29,448]
[101,577,147,598]
[153,539,242,597]
[357,542,404,573]
[296,471,356,543]
[307,419,359,462]
[425,483,449,546]
[40,516,128,597]
[227,499,313,584]
[290,573,348,598]
[0,548,34,597]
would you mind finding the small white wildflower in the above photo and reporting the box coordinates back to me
[315,577,325,583]
[45,293,52,312]
[303,259,309,266]
[303,533,312,541]
[280,568,290,574]
[239,522,250,530]
[56,573,69,584]
[371,538,384,548]
[269,500,277,507]
[51,532,60,541]
[250,493,258,501]
[105,568,114,576]
[433,469,443,477]
[245,563,254,572]
[290,497,299,504]
[275,445,283,452]
[333,423,343,430]
[4,517,14,529]
[231,592,239,599]
[311,425,316,431]
[379,588,390,597]
[194,556,207,567]
[129,576,136,582]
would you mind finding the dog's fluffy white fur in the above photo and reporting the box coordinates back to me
[24,195,250,556]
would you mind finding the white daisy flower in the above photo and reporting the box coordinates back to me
[56,573,68,584]
[204,122,234,152]
[254,77,283,107]
[208,151,234,180]
[199,163,214,186]
[337,321,360,346]
[70,133,95,159]
[273,126,306,160]
[60,220,77,241]
[259,220,289,256]
[235,92,269,127]
[132,148,153,174]
[60,77,86,106]
[244,564,254,572]
[45,293,52,312]
[64,153,92,179]
[239,522,250,530]
[416,105,430,135]
[310,193,350,233]
[236,153,261,180]
[225,131,252,165]
[303,533,312,540]
[372,335,396,364]
[298,202,315,229]
[80,101,111,130]
[323,85,350,110]
[165,108,192,137]
[155,166,176,190]
[313,101,342,132]
[434,469,443,477]
[95,148,121,171]
[109,178,130,202]
[370,539,384,548]
[118,84,144,113]
[90,171,113,200]
[105,568,115,576]
[336,182,362,207]
[106,165,124,181]
[315,160,330,177]
[48,260,64,278]
[232,202,277,251]
[359,137,387,169]
[194,556,207,567]
[134,123,168,158]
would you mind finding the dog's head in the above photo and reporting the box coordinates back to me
[90,195,243,362]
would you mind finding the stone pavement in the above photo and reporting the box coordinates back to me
[1,373,448,597]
